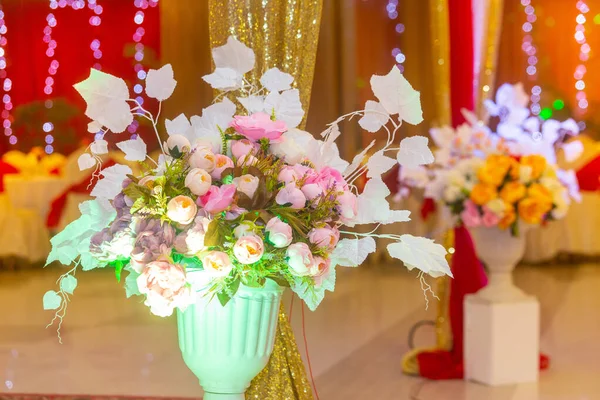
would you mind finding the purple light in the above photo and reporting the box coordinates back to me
[43,122,54,132]
[9,135,17,145]
[48,39,57,49]
[391,47,401,57]
[395,23,405,34]
[46,48,55,57]
[532,85,542,95]
[2,94,10,103]
[45,100,53,109]
[89,16,101,26]
[134,51,144,62]
[4,127,11,136]
[45,134,54,144]
[134,84,143,94]
[578,121,586,130]
[135,96,144,105]
[44,86,53,95]
[91,39,101,50]
[93,50,103,59]
[45,145,54,154]
[137,70,147,80]
[44,26,52,35]
[134,11,145,24]
[526,65,537,75]
[3,120,10,129]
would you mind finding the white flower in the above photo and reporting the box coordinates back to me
[485,198,506,216]
[443,186,462,203]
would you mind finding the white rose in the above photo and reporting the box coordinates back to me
[185,168,212,196]
[443,185,462,203]
[485,198,506,215]
[166,134,191,154]
[232,174,260,199]
[285,242,314,276]
[447,170,466,187]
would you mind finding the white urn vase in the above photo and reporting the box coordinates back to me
[468,226,530,302]
[177,277,283,400]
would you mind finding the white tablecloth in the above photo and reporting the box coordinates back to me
[4,175,68,220]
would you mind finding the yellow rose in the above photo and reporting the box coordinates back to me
[528,183,553,203]
[518,196,553,225]
[500,181,526,204]
[498,202,517,230]
[477,155,516,186]
[470,183,498,206]
[520,155,546,180]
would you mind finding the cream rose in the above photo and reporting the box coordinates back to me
[233,235,264,265]
[202,251,234,278]
[266,217,293,248]
[234,221,256,238]
[166,195,197,225]
[189,148,216,172]
[166,134,191,155]
[286,242,314,276]
[233,174,260,199]
[185,168,212,196]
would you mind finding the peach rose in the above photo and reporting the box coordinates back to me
[189,147,216,172]
[469,183,497,206]
[499,181,526,204]
[211,154,234,180]
[266,217,293,248]
[286,242,314,276]
[185,168,212,196]
[233,174,260,199]
[518,196,553,225]
[166,134,191,155]
[137,258,193,317]
[233,235,264,265]
[202,251,234,278]
[308,225,339,251]
[167,195,197,225]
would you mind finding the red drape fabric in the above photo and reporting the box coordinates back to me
[0,160,19,192]
[576,156,600,192]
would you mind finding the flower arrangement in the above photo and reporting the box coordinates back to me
[399,83,581,236]
[43,37,451,337]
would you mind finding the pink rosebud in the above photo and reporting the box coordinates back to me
[233,174,260,199]
[185,168,212,196]
[461,200,482,227]
[225,205,247,220]
[310,256,332,287]
[276,184,307,209]
[278,166,301,185]
[167,195,197,225]
[230,112,287,142]
[293,164,318,184]
[308,225,339,251]
[136,257,193,317]
[202,251,234,278]
[266,217,293,248]
[336,191,358,223]
[286,242,314,276]
[482,206,501,227]
[301,183,323,202]
[231,139,259,160]
[211,154,234,180]
[189,147,216,172]
[236,154,258,167]
[198,184,236,214]
[317,166,348,191]
[233,235,265,265]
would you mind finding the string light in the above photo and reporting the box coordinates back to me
[386,0,405,73]
[574,0,590,121]
[88,0,103,71]
[0,6,15,145]
[520,0,541,115]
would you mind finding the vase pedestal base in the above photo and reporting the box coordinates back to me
[464,294,539,386]
[204,393,244,400]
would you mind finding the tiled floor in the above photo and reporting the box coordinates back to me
[1,263,599,400]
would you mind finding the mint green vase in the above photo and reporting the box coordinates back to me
[177,277,284,400]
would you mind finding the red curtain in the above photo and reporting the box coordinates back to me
[2,1,160,154]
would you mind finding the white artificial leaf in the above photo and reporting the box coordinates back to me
[165,113,192,137]
[430,125,454,148]
[397,136,434,168]
[306,139,349,172]
[358,100,389,132]
[561,140,584,162]
[561,118,580,135]
[291,267,336,311]
[238,95,265,114]
[367,150,397,178]
[145,64,177,101]
[43,290,62,310]
[73,69,133,133]
[90,164,132,200]
[387,234,452,278]
[116,136,147,161]
[351,177,411,226]
[370,65,423,125]
[125,267,142,298]
[497,122,525,140]
[399,166,429,189]
[78,153,96,171]
[270,128,318,165]
[522,116,540,134]
[344,140,376,177]
[212,36,255,75]
[260,67,294,92]
[321,123,341,141]
[60,275,78,295]
[190,98,236,154]
[87,121,103,133]
[331,237,376,267]
[90,140,108,155]
[264,89,304,129]
[202,67,242,91]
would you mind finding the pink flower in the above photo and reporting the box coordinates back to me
[316,167,348,191]
[266,217,293,248]
[278,166,301,185]
[461,200,482,227]
[336,191,358,223]
[308,225,339,251]
[137,258,193,317]
[202,251,234,278]
[167,195,197,225]
[231,139,259,160]
[185,168,212,196]
[189,148,216,172]
[301,183,324,202]
[482,206,501,227]
[233,235,265,265]
[294,165,318,184]
[173,216,211,255]
[233,174,260,199]
[138,175,157,188]
[310,256,332,287]
[230,112,287,142]
[211,154,234,180]
[275,184,307,209]
[225,205,247,220]
[286,242,314,276]
[236,154,258,167]
[198,184,236,214]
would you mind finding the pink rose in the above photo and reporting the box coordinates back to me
[189,148,216,172]
[301,183,324,202]
[202,251,234,278]
[236,154,258,167]
[293,164,318,184]
[231,139,259,160]
[167,195,197,225]
[137,258,193,317]
[461,200,482,227]
[275,184,306,209]
[233,235,264,264]
[229,112,287,142]
[310,256,332,287]
[278,166,301,185]
[233,174,260,199]
[198,184,236,214]
[185,168,212,196]
[211,154,234,180]
[316,167,348,191]
[286,242,314,276]
[336,191,358,223]
[308,225,339,251]
[173,216,211,255]
[482,206,501,227]
[225,205,247,220]
[266,217,293,248]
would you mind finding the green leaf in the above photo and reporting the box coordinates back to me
[123,183,150,201]
[125,268,141,298]
[268,274,290,288]
[43,290,62,310]
[229,277,241,298]
[114,260,125,282]
[60,275,78,295]
[204,219,222,247]
[217,291,231,307]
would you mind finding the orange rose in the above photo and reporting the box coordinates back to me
[470,183,498,206]
[528,183,553,203]
[500,181,526,204]
[498,202,517,230]
[520,155,546,179]
[518,196,553,225]
[477,155,516,186]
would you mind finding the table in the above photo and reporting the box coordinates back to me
[4,175,68,220]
